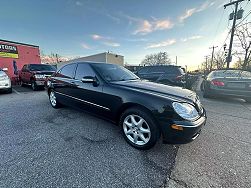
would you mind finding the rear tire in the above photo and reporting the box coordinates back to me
[119,107,160,150]
[203,91,211,98]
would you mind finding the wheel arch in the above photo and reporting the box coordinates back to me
[116,102,160,128]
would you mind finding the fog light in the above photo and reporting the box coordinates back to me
[171,124,183,131]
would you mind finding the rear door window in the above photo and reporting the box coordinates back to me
[75,63,96,80]
[58,64,76,78]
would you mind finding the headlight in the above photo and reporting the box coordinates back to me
[172,102,199,121]
[35,74,45,79]
[0,75,9,81]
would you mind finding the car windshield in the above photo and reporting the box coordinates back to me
[29,64,56,71]
[92,63,139,82]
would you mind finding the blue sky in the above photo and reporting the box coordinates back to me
[1,0,251,69]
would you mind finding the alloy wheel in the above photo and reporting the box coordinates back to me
[50,91,57,107]
[123,114,151,146]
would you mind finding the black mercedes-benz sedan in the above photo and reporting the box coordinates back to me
[45,62,206,150]
[201,70,251,102]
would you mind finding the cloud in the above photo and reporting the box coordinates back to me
[145,39,176,49]
[125,38,148,42]
[179,8,197,22]
[91,34,104,40]
[75,1,83,6]
[105,13,120,24]
[103,42,120,47]
[154,19,174,30]
[181,35,203,42]
[91,34,120,47]
[133,18,174,35]
[179,1,215,22]
[81,43,91,49]
[133,20,152,35]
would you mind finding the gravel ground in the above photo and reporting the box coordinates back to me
[0,86,178,188]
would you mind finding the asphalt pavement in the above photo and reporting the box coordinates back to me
[1,84,251,188]
[0,86,177,188]
[166,79,251,188]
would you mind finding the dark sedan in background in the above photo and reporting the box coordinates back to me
[136,65,186,87]
[45,62,206,150]
[201,69,251,102]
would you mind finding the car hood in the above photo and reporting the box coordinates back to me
[112,80,197,103]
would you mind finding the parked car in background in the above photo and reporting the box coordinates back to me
[19,64,56,90]
[0,68,12,93]
[201,69,251,102]
[136,65,186,87]
[45,62,206,150]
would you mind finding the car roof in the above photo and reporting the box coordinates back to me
[27,64,53,66]
[141,65,181,67]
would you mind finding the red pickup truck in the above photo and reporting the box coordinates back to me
[19,64,56,90]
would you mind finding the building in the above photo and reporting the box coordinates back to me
[0,39,41,80]
[58,52,124,68]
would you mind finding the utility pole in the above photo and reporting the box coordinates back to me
[209,46,218,71]
[175,56,177,65]
[204,56,208,71]
[55,54,59,64]
[224,0,248,68]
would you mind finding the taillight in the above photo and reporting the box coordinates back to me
[176,75,182,81]
[211,80,225,86]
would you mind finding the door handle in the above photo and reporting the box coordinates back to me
[71,82,79,87]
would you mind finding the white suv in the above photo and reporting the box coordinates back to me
[0,69,12,93]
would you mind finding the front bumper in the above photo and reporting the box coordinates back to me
[160,114,207,144]
[35,80,46,86]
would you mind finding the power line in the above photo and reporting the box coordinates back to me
[211,9,226,45]
[236,9,251,26]
[218,29,232,52]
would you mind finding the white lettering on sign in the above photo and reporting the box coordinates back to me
[0,44,17,52]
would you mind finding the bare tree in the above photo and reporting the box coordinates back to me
[235,22,251,70]
[141,52,171,66]
[40,50,73,64]
[214,51,227,69]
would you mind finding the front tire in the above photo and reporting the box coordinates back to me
[31,80,38,91]
[20,79,25,87]
[49,90,61,108]
[119,107,160,150]
[6,88,12,93]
